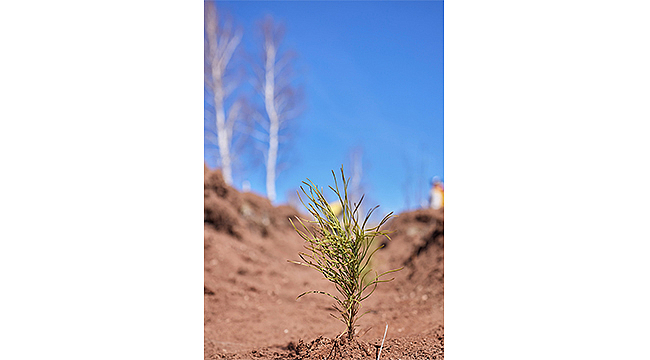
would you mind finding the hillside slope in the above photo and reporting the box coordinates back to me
[204,166,444,359]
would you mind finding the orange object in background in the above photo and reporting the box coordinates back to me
[429,178,444,210]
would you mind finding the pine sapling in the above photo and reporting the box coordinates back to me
[289,167,402,340]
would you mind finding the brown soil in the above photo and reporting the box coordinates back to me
[204,166,444,359]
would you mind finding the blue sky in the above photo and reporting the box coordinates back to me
[205,1,444,215]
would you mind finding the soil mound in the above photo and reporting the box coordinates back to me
[286,325,444,360]
[377,208,445,304]
[210,325,443,360]
[204,165,299,238]
[204,166,444,359]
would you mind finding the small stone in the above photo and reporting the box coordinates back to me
[284,329,289,334]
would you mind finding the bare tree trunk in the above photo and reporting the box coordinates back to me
[266,120,278,202]
[255,17,302,202]
[205,2,241,186]
[402,154,412,210]
[264,38,279,202]
[349,148,363,216]
[213,71,233,185]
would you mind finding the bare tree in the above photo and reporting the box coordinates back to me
[416,144,430,209]
[248,16,303,202]
[401,153,412,211]
[347,146,365,215]
[204,2,243,186]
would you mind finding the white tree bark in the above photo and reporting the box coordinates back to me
[255,17,302,203]
[205,3,241,186]
[214,71,233,185]
[264,37,279,202]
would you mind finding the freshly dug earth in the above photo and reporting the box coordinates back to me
[204,166,444,359]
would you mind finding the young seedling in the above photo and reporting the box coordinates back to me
[289,167,402,340]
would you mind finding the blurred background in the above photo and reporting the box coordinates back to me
[205,0,444,216]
